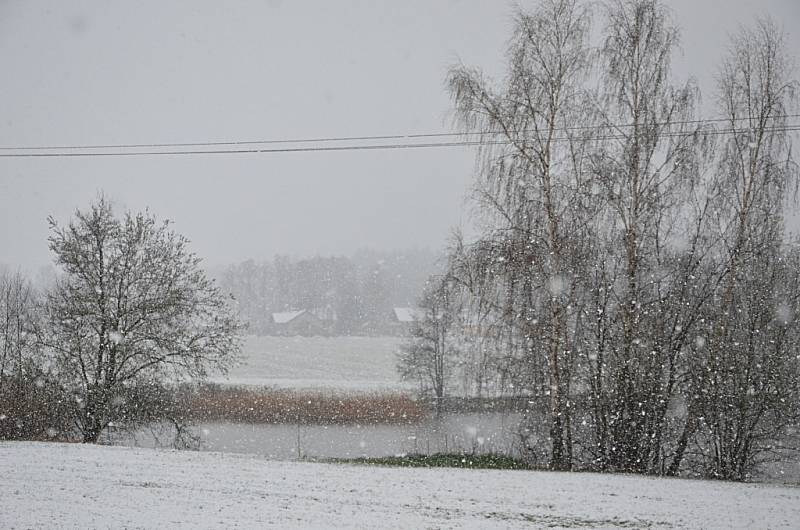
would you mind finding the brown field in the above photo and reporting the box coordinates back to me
[181,384,427,425]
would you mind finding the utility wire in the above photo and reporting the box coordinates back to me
[1,114,799,153]
[0,123,798,158]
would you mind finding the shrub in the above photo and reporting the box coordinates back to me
[0,365,74,441]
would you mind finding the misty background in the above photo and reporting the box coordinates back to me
[4,2,800,521]
[1,0,799,275]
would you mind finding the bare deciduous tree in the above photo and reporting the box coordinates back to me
[585,0,713,473]
[672,17,800,480]
[398,274,461,415]
[439,0,799,480]
[0,271,39,393]
[43,196,243,443]
[447,0,594,471]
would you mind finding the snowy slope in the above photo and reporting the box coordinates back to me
[213,335,408,391]
[2,442,799,529]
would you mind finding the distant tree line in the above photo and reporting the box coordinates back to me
[217,249,439,335]
[399,0,800,481]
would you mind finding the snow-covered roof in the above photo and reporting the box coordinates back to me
[393,307,418,323]
[272,310,307,324]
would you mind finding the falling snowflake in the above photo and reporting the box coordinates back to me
[776,302,793,324]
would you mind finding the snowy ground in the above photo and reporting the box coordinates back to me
[212,335,409,391]
[3,442,799,529]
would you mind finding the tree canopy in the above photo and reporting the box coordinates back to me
[43,196,242,442]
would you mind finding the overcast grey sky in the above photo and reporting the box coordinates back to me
[1,0,798,272]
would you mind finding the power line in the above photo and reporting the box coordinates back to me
[0,124,798,158]
[1,114,799,153]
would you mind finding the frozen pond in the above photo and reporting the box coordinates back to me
[109,412,800,484]
[118,412,524,460]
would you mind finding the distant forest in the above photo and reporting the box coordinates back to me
[215,248,440,335]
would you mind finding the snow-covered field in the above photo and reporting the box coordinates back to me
[3,442,799,529]
[213,335,408,391]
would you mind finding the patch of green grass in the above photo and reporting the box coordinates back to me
[334,452,531,470]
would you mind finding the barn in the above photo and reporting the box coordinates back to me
[271,310,325,336]
[390,307,419,335]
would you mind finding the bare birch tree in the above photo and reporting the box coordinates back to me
[672,18,800,479]
[442,0,799,479]
[582,0,715,473]
[448,0,593,470]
